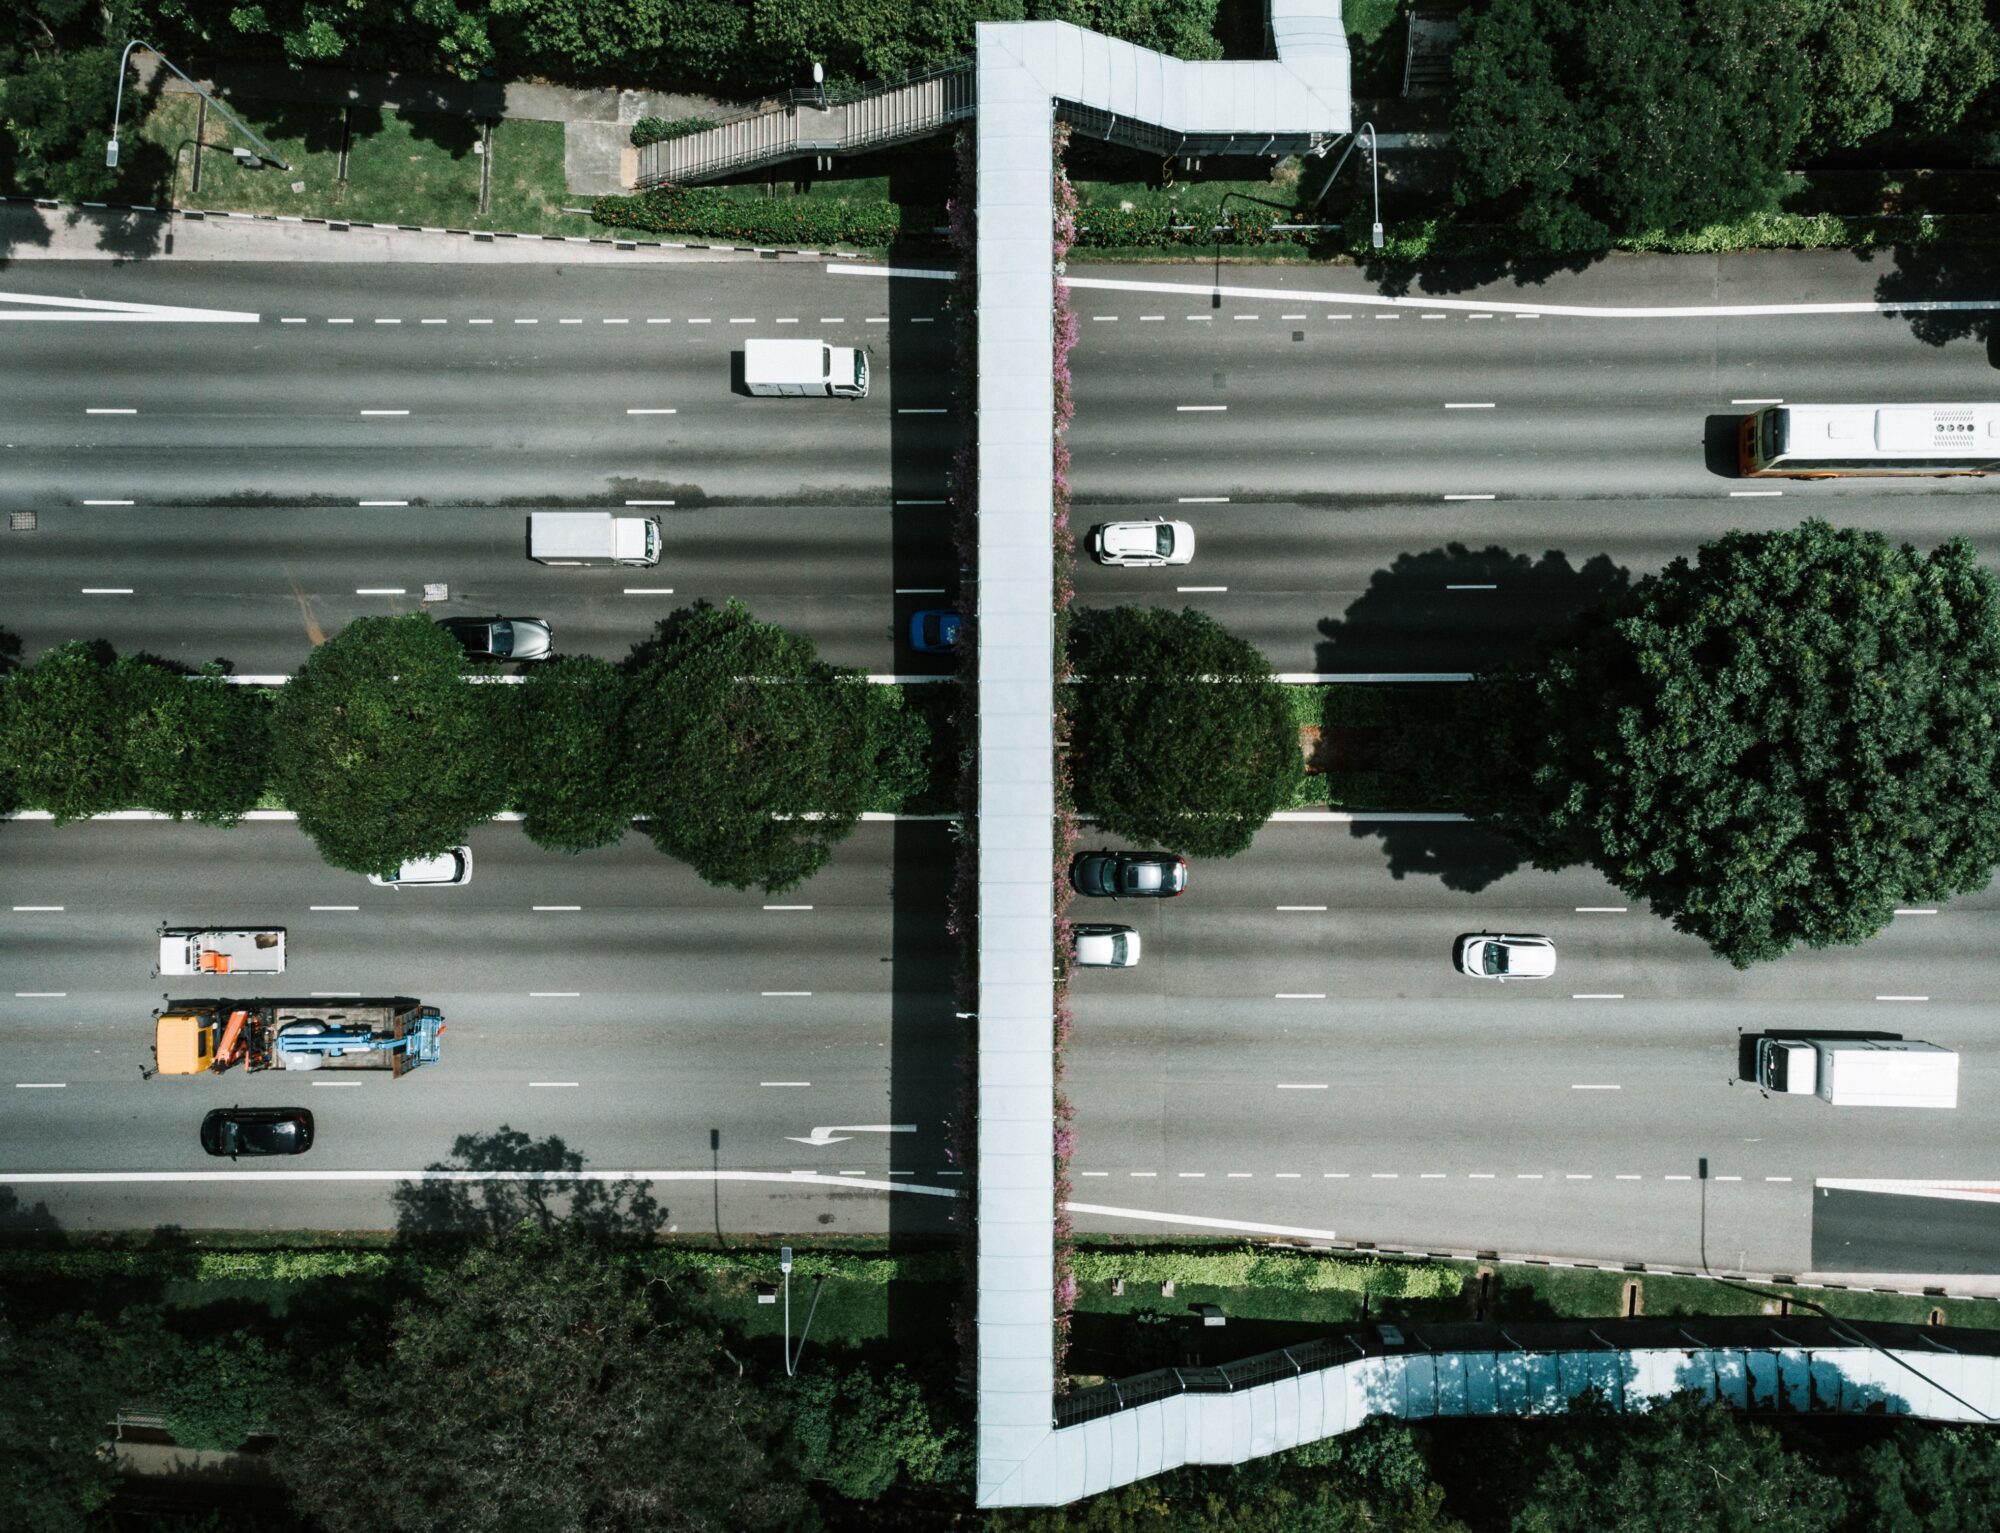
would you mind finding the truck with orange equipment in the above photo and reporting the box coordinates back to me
[152,998,443,1078]
[157,927,286,976]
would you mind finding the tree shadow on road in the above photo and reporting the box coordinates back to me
[391,1125,667,1237]
[1315,542,1633,892]
[1867,242,2000,368]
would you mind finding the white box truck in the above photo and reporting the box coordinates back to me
[157,927,286,976]
[1755,1037,1959,1108]
[528,512,659,568]
[744,338,868,398]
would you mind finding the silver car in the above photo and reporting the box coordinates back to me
[1455,932,1556,981]
[1073,924,1141,968]
[437,616,554,662]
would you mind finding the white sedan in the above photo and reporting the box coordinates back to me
[1455,932,1556,981]
[1090,519,1195,567]
[1073,924,1141,968]
[368,847,474,888]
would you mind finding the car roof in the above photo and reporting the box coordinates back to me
[400,851,461,878]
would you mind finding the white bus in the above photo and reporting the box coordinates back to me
[1739,402,2000,477]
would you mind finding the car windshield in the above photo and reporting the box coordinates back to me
[1155,526,1174,556]
[487,621,514,656]
[1109,934,1129,963]
[1483,941,1509,974]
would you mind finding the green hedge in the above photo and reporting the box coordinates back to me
[1069,1247,1462,1299]
[1073,204,1312,248]
[630,115,719,147]
[592,186,917,247]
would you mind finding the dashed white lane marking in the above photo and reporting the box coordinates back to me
[514,318,537,324]
[81,588,133,595]
[15,1083,66,1089]
[1324,1172,1349,1178]
[626,499,674,506]
[603,318,628,324]
[1081,1170,1109,1177]
[729,317,755,323]
[1281,313,1305,319]
[1571,1084,1622,1090]
[626,407,678,415]
[1276,1083,1328,1090]
[1714,1175,1744,1182]
[1232,314,1259,321]
[688,317,710,324]
[763,904,814,911]
[1092,315,1118,322]
[1733,397,1782,404]
[529,991,581,998]
[1178,1171,1205,1178]
[1177,585,1227,593]
[1275,1172,1301,1179]
[1877,995,1930,1001]
[1176,404,1228,412]
[1469,1173,1495,1179]
[421,318,446,325]
[866,316,889,323]
[647,317,672,324]
[623,587,674,595]
[359,409,409,416]
[1129,1171,1157,1177]
[375,318,400,325]
[1275,993,1326,1000]
[1572,994,1625,1000]
[1420,1173,1446,1179]
[311,991,359,997]
[1566,1174,1592,1181]
[328,318,353,324]
[15,992,65,998]
[357,500,408,507]
[1766,1176,1793,1182]
[820,317,844,323]
[1444,402,1495,409]
[1666,1174,1693,1181]
[308,905,357,911]
[894,498,949,505]
[1730,490,1784,497]
[1141,314,1164,321]
[761,1082,811,1087]
[911,316,938,323]
[775,316,797,324]
[87,407,136,414]
[12,906,64,912]
[1617,1174,1642,1180]
[1443,493,1496,500]
[1895,908,1938,915]
[355,587,406,595]
[530,1081,579,1088]
[897,407,947,414]
[1371,1172,1398,1179]
[468,318,493,324]
[761,991,812,997]
[1228,1172,1253,1178]
[1276,905,1326,911]
[1576,906,1627,913]
[560,317,582,324]
[311,1080,361,1087]
[838,1170,868,1176]
[281,317,306,323]
[532,905,581,912]
[1517,1173,1543,1179]
[1178,496,1229,503]
[82,499,134,505]
[1446,583,1497,590]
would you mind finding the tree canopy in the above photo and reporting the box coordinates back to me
[0,643,268,825]
[511,654,633,854]
[1451,0,1809,251]
[1477,521,2000,966]
[268,614,506,875]
[277,1232,813,1533]
[624,600,882,892]
[785,1361,968,1502]
[1800,0,1999,152]
[1069,605,1302,858]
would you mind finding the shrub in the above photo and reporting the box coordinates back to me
[592,186,915,247]
[1068,1246,1463,1299]
[630,115,719,146]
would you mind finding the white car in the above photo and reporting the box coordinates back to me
[1073,923,1141,968]
[368,847,474,888]
[1090,519,1195,567]
[1456,932,1556,981]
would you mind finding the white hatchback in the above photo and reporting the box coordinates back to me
[1090,519,1195,567]
[1455,932,1556,981]
[1073,924,1141,968]
[368,847,474,888]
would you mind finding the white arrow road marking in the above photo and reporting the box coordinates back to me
[786,1124,917,1147]
[0,292,259,323]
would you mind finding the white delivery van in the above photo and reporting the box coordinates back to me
[1755,1037,1959,1108]
[157,927,287,976]
[744,338,868,398]
[528,512,660,568]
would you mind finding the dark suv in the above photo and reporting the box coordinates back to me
[1071,850,1188,898]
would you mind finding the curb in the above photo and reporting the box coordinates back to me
[5,196,871,261]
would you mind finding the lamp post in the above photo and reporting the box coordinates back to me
[106,41,291,172]
[780,1245,825,1377]
[1301,120,1384,250]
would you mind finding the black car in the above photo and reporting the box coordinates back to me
[1071,850,1188,899]
[436,616,555,663]
[200,1107,314,1158]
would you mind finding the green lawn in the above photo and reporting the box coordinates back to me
[130,91,578,234]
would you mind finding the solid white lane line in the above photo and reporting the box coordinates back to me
[625,499,674,505]
[87,407,136,414]
[359,409,409,416]
[1575,906,1627,913]
[81,588,133,594]
[1730,490,1783,497]
[309,905,358,911]
[1443,493,1496,501]
[530,991,581,998]
[626,407,677,415]
[82,499,134,505]
[357,500,408,507]
[1894,908,1938,915]
[1275,904,1326,911]
[531,1081,579,1088]
[12,906,64,912]
[1275,993,1326,1000]
[623,587,674,595]
[1276,1083,1328,1090]
[1176,404,1227,412]
[1444,402,1495,409]
[355,587,406,595]
[1571,1083,1622,1090]
[532,905,581,912]
[1877,994,1929,1001]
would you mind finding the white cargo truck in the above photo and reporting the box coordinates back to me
[1755,1037,1959,1108]
[157,927,287,977]
[743,338,868,398]
[528,512,659,567]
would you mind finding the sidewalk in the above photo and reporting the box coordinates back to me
[145,56,754,196]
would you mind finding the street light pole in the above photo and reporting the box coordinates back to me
[1361,121,1383,250]
[106,40,292,172]
[780,1245,825,1377]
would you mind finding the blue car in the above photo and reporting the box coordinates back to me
[909,609,963,653]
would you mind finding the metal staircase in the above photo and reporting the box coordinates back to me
[637,62,976,186]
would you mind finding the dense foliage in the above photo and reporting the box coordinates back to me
[625,599,887,892]
[785,1362,968,1501]
[1477,522,2000,966]
[267,614,507,876]
[0,643,268,824]
[1070,606,1302,857]
[511,654,633,854]
[1799,0,1999,154]
[592,185,909,247]
[0,1310,122,1532]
